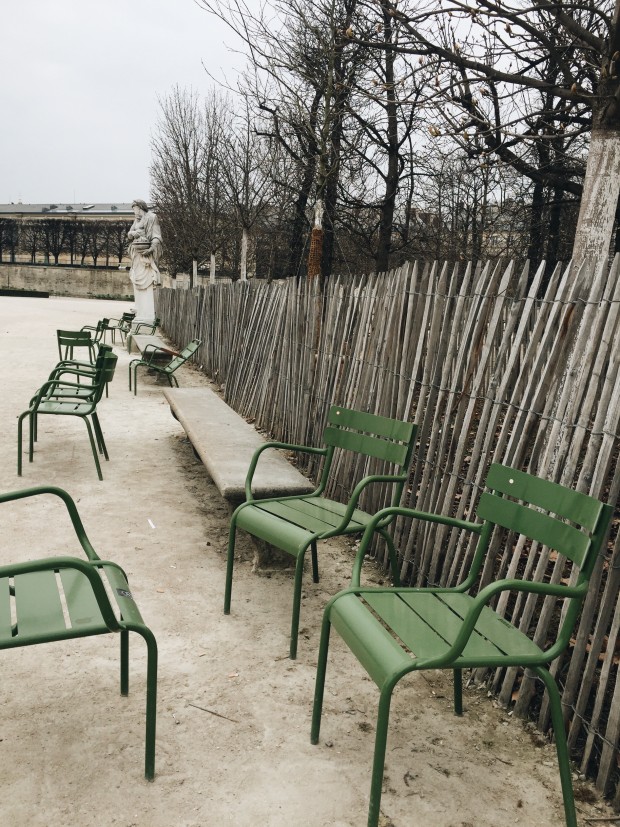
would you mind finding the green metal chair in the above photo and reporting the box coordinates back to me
[125,318,161,353]
[107,311,136,345]
[57,329,96,363]
[133,317,161,335]
[18,351,118,481]
[225,406,417,658]
[311,464,613,827]
[129,338,202,395]
[47,343,114,399]
[0,485,157,780]
[81,317,111,345]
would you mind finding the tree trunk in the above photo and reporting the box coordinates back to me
[240,226,248,281]
[308,200,324,281]
[571,130,620,264]
[210,250,216,284]
[572,1,620,263]
[376,3,399,274]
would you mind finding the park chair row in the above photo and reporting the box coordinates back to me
[17,340,117,481]
[224,405,613,827]
[5,393,612,825]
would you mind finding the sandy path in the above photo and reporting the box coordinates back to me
[0,295,613,827]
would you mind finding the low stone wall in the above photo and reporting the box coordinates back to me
[0,263,134,300]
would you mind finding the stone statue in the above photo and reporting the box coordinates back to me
[127,199,162,323]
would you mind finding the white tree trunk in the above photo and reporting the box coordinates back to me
[240,227,248,281]
[192,259,198,288]
[572,130,620,264]
[210,251,216,285]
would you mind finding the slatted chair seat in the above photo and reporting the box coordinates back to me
[225,405,417,658]
[237,498,372,553]
[311,464,613,827]
[0,485,157,779]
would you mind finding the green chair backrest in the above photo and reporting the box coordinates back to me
[165,339,201,373]
[320,406,416,507]
[57,329,94,361]
[95,318,111,342]
[101,352,118,385]
[323,407,415,467]
[475,463,613,649]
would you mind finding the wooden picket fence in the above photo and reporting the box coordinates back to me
[157,256,620,803]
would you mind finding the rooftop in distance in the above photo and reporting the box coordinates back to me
[0,203,133,216]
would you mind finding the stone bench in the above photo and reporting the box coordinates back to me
[162,387,314,505]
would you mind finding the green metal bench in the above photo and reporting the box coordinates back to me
[0,485,157,780]
[225,406,417,658]
[128,338,202,395]
[311,464,613,827]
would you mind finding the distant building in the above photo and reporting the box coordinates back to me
[0,202,133,220]
[0,203,134,267]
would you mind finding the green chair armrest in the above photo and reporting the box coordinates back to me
[350,505,484,586]
[0,486,101,562]
[31,378,97,406]
[244,441,328,501]
[329,474,408,539]
[141,344,178,365]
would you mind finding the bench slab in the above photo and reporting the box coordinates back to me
[128,334,170,356]
[163,387,314,503]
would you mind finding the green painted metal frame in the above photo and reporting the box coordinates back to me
[81,318,111,345]
[0,485,157,779]
[57,329,96,364]
[310,464,613,827]
[225,406,417,658]
[44,343,114,400]
[132,317,161,335]
[128,338,202,395]
[17,351,118,481]
[107,311,136,345]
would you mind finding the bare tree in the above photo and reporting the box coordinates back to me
[220,99,278,280]
[353,0,618,262]
[151,86,213,285]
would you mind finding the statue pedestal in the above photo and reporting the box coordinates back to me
[132,286,156,324]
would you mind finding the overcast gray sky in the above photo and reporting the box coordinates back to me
[0,0,247,205]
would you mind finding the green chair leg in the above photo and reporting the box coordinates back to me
[453,668,463,716]
[311,613,332,745]
[120,630,129,696]
[290,547,309,659]
[91,412,109,460]
[378,528,401,586]
[311,539,319,583]
[83,416,103,481]
[533,666,577,827]
[224,514,239,615]
[368,684,395,827]
[142,628,158,782]
[17,411,27,475]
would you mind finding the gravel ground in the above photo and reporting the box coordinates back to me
[0,294,615,827]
